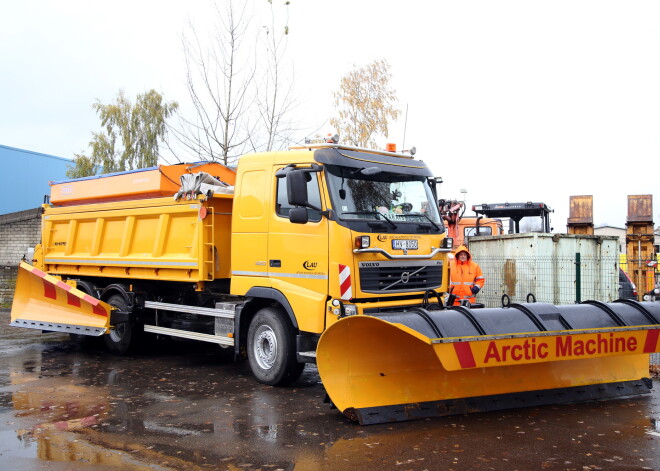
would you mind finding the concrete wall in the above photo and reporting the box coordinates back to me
[0,208,42,307]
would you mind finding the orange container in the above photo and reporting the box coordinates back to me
[50,162,235,206]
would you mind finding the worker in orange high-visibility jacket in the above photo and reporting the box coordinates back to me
[449,245,485,306]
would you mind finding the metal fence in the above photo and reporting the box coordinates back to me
[471,254,660,368]
[472,255,621,308]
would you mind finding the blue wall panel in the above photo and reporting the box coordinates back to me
[0,144,71,215]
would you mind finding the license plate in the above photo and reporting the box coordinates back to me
[392,239,418,250]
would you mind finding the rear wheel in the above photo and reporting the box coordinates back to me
[247,307,304,385]
[103,294,141,355]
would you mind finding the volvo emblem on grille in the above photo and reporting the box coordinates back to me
[400,272,410,284]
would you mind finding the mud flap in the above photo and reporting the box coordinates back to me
[10,262,112,336]
[317,315,660,425]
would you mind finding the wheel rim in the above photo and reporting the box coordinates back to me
[109,323,126,343]
[253,325,278,370]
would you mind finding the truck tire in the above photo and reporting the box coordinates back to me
[69,280,100,348]
[103,294,141,355]
[247,307,304,386]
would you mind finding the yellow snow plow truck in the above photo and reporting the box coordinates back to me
[11,143,660,425]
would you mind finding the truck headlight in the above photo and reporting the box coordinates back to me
[355,236,370,249]
[343,304,358,316]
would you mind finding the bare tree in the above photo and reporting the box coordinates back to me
[251,0,297,152]
[172,0,298,166]
[172,1,255,166]
[330,59,400,149]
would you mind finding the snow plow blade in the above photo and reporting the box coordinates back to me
[10,262,111,336]
[317,301,660,425]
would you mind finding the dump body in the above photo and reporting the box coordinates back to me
[39,194,233,283]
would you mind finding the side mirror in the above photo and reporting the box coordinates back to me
[287,170,309,207]
[289,207,308,224]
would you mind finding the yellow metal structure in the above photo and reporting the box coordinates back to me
[318,314,660,424]
[567,195,594,235]
[11,261,112,335]
[39,194,233,283]
[626,195,656,297]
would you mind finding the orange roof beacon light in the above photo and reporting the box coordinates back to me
[385,143,396,152]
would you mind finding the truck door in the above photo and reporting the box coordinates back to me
[267,167,329,333]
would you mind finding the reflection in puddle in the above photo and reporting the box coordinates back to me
[4,339,660,470]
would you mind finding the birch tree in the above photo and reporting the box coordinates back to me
[67,89,178,178]
[330,59,400,149]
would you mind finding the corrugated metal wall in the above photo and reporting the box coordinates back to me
[0,144,71,215]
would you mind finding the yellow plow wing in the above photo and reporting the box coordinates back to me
[317,301,660,424]
[10,262,112,336]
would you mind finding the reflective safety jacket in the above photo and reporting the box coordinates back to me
[449,245,485,306]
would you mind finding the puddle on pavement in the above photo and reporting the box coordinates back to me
[1,337,660,470]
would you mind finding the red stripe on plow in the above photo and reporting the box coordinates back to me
[453,342,477,368]
[42,279,57,300]
[66,292,81,307]
[644,330,660,353]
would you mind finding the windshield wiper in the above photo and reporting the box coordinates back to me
[395,212,442,231]
[341,211,397,229]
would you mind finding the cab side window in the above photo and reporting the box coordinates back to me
[276,172,323,222]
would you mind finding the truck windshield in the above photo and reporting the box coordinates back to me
[325,165,442,227]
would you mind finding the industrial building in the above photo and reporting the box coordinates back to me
[0,144,71,215]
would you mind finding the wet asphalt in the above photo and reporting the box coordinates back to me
[1,311,660,471]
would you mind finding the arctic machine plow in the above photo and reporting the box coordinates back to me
[317,301,660,424]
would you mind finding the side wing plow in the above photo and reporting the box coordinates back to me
[317,301,660,425]
[10,262,112,336]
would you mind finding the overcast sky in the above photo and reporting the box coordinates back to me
[1,1,658,230]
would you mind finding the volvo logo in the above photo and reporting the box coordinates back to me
[401,272,410,284]
[303,261,318,271]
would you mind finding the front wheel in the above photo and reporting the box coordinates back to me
[103,294,141,355]
[247,307,304,386]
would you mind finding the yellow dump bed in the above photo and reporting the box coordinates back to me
[39,193,233,283]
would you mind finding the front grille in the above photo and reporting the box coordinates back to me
[359,260,443,293]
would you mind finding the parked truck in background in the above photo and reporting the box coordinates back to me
[438,199,503,248]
